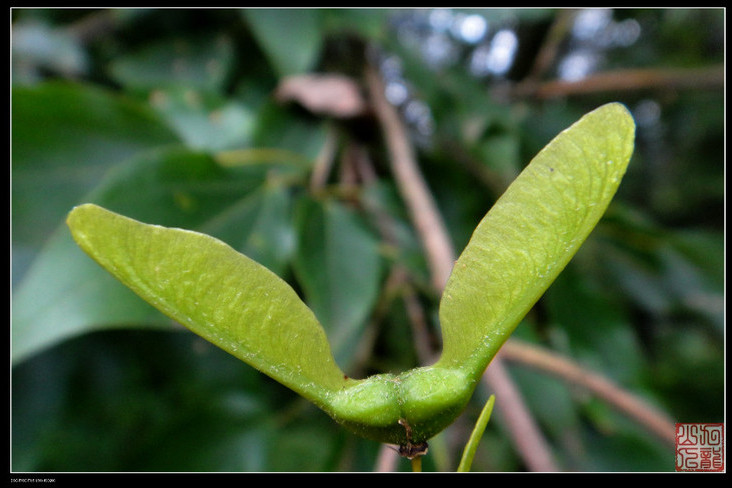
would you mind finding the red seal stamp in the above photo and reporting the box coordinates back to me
[675,423,724,472]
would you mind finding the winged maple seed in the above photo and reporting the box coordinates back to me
[67,103,635,453]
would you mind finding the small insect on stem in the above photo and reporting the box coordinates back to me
[397,418,429,460]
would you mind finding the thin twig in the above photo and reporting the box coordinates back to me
[482,358,559,471]
[514,65,724,99]
[365,66,455,293]
[309,123,339,192]
[523,9,579,84]
[500,339,677,446]
[366,63,559,472]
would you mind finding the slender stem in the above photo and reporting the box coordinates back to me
[457,395,496,472]
[411,456,423,472]
[522,9,579,83]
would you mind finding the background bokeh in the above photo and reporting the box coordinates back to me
[11,8,724,472]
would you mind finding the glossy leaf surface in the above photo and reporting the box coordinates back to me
[242,9,323,77]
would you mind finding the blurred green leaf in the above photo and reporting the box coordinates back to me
[12,222,170,365]
[578,422,673,471]
[11,82,179,279]
[242,9,323,77]
[293,197,384,367]
[361,181,430,281]
[474,132,522,184]
[269,423,341,471]
[250,101,330,159]
[149,87,256,151]
[12,329,276,471]
[545,266,646,382]
[139,413,272,471]
[108,34,234,93]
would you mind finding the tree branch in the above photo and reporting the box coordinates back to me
[365,66,455,293]
[500,339,677,446]
[514,65,724,99]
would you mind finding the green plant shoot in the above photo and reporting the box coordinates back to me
[457,394,496,472]
[66,103,635,451]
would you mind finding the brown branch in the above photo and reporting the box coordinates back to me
[365,66,455,293]
[500,339,677,446]
[523,9,580,83]
[515,65,724,99]
[365,63,560,472]
[482,357,560,471]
